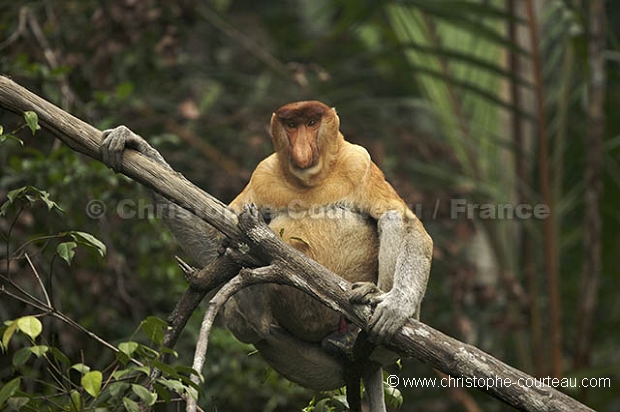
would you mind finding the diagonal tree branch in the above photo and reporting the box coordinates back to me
[0,75,595,412]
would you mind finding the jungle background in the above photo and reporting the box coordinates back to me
[0,0,618,411]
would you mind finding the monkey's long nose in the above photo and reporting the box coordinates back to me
[290,129,316,169]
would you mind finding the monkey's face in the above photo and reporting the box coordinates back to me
[271,101,341,184]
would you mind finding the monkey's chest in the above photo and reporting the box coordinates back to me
[266,206,379,341]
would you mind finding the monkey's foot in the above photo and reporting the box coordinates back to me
[321,322,361,361]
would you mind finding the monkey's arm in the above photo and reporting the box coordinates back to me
[351,164,433,344]
[101,126,221,266]
[374,211,432,343]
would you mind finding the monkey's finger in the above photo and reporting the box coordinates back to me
[368,302,404,344]
[368,311,391,345]
[350,282,381,304]
[100,129,127,172]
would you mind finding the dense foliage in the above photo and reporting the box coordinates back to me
[1,1,618,411]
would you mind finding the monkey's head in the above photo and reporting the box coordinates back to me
[270,100,343,186]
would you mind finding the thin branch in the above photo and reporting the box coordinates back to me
[1,256,50,312]
[25,252,52,307]
[187,265,278,412]
[49,309,132,361]
[1,281,138,365]
[196,5,290,77]
[0,7,28,52]
[1,287,49,314]
[24,7,79,110]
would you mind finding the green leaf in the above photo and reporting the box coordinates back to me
[0,377,20,407]
[112,365,150,380]
[111,368,132,380]
[7,396,29,410]
[131,384,157,406]
[23,111,40,135]
[107,381,129,398]
[159,346,178,358]
[122,397,140,412]
[118,341,139,357]
[70,231,107,257]
[71,363,91,374]
[151,359,176,377]
[133,366,152,376]
[140,316,167,345]
[384,382,403,409]
[12,347,32,368]
[82,370,103,398]
[115,350,130,366]
[175,365,202,381]
[156,377,185,393]
[2,320,18,348]
[178,373,202,395]
[36,189,63,212]
[69,390,82,412]
[0,125,3,134]
[51,347,70,367]
[4,186,64,212]
[30,345,49,357]
[186,386,198,401]
[144,316,168,328]
[135,344,159,360]
[6,187,28,204]
[154,382,171,403]
[16,316,42,340]
[57,242,77,265]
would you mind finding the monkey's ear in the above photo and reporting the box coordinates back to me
[270,112,284,149]
[270,112,278,128]
[330,107,341,130]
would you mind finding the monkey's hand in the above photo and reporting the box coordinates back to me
[350,282,413,344]
[101,125,170,172]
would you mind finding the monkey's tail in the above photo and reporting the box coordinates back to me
[345,373,362,412]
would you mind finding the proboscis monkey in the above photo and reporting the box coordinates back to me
[101,100,433,412]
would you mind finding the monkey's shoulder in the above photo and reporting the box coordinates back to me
[339,141,372,169]
[341,143,413,218]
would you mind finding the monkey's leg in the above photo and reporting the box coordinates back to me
[364,367,387,412]
[224,289,347,390]
[345,373,362,412]
[255,327,348,391]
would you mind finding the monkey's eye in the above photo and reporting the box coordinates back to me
[287,122,297,128]
[307,119,317,127]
